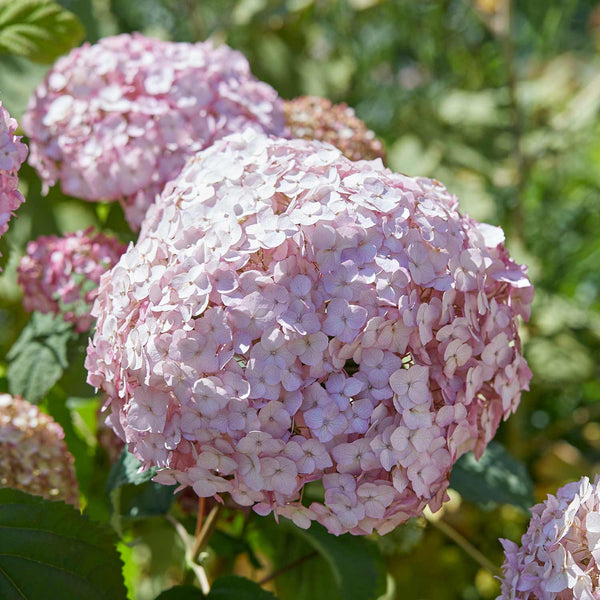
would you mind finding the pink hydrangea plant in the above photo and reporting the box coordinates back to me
[86,131,533,535]
[18,227,126,332]
[23,33,286,230]
[0,394,78,505]
[0,101,28,264]
[284,96,385,162]
[498,475,600,600]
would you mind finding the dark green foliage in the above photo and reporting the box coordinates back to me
[208,576,276,600]
[0,488,127,599]
[251,519,385,600]
[107,449,160,489]
[107,450,176,520]
[450,442,535,511]
[155,585,205,599]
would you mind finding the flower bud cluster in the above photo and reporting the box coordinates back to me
[284,96,385,162]
[498,476,600,599]
[23,33,286,230]
[87,132,532,535]
[0,102,27,259]
[0,394,78,505]
[18,227,126,332]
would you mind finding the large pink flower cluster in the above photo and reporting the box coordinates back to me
[86,132,532,536]
[0,394,78,505]
[498,476,600,599]
[0,102,27,260]
[23,33,286,230]
[18,227,126,332]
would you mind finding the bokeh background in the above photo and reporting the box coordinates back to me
[2,1,600,598]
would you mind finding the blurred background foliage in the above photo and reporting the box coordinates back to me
[3,0,600,598]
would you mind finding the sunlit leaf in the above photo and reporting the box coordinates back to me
[6,312,76,403]
[0,0,84,63]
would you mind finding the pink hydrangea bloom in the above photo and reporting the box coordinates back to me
[284,96,385,162]
[498,476,600,599]
[86,132,533,535]
[0,394,78,505]
[23,33,286,230]
[0,102,28,263]
[18,227,126,332]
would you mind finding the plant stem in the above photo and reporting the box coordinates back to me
[195,497,206,538]
[426,515,502,578]
[258,551,319,585]
[191,504,223,564]
[167,509,221,596]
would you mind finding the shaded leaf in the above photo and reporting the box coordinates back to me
[211,530,262,570]
[46,392,94,495]
[155,585,205,600]
[291,523,386,600]
[107,449,158,490]
[107,450,175,523]
[208,576,275,600]
[6,311,76,403]
[450,442,534,511]
[253,518,385,600]
[0,488,127,599]
[0,0,84,63]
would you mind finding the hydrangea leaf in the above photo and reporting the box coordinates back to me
[449,441,534,511]
[0,0,84,63]
[106,450,176,526]
[6,311,76,403]
[107,449,158,489]
[155,585,205,599]
[257,520,385,600]
[0,488,127,599]
[208,576,275,599]
[291,523,386,600]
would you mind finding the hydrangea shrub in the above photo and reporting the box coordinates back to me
[284,96,385,162]
[498,475,600,599]
[0,393,78,506]
[23,33,286,230]
[18,227,126,332]
[0,101,28,263]
[86,131,533,535]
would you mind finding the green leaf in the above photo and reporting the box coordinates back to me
[291,524,386,600]
[253,519,385,600]
[449,442,535,511]
[210,530,262,570]
[0,488,127,599]
[47,392,94,495]
[6,311,76,403]
[155,585,205,600]
[208,576,275,600]
[107,449,158,489]
[106,450,176,527]
[0,0,84,63]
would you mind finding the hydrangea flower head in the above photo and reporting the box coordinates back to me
[284,96,385,162]
[23,33,286,230]
[0,394,78,505]
[87,132,533,535]
[0,102,28,262]
[18,227,126,332]
[498,476,600,599]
